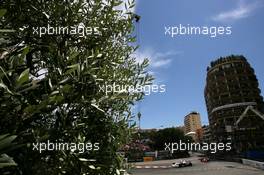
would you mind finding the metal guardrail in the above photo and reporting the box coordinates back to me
[242,159,264,170]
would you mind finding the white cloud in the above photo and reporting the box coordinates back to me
[134,48,181,86]
[211,0,262,22]
[135,48,182,68]
[152,59,172,68]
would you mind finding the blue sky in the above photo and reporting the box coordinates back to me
[132,0,264,129]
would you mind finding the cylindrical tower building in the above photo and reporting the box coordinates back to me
[204,55,264,152]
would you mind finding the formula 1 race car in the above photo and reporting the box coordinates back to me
[199,157,210,163]
[172,160,192,168]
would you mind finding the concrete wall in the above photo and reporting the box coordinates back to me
[242,159,264,170]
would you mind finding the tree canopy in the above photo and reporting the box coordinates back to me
[0,0,152,174]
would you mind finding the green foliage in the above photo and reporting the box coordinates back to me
[0,134,23,173]
[0,9,7,18]
[150,128,189,150]
[142,128,193,157]
[0,0,152,174]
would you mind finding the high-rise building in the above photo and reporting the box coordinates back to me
[204,55,264,153]
[201,125,211,143]
[184,112,202,141]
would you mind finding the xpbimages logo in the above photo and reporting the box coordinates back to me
[32,24,107,37]
[98,82,166,95]
[164,140,232,153]
[32,140,100,153]
[165,24,232,38]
